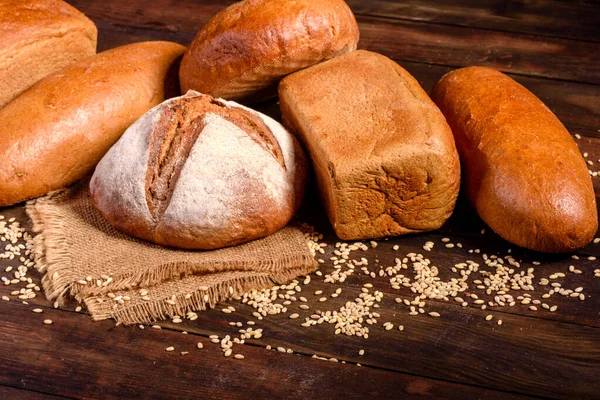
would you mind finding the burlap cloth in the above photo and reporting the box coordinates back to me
[26,181,317,325]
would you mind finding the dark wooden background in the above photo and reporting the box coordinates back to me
[1,1,599,399]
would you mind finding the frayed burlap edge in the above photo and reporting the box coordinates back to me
[26,187,318,324]
[71,252,314,301]
[26,190,317,306]
[84,264,312,325]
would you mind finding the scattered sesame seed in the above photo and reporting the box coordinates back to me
[43,319,53,325]
[165,347,174,352]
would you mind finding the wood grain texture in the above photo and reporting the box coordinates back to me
[356,15,600,84]
[0,300,532,400]
[346,0,600,42]
[1,205,598,399]
[68,0,600,84]
[0,385,68,400]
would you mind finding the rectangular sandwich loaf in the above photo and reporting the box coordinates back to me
[279,50,460,240]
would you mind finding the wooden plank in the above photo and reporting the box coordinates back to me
[0,385,69,400]
[0,301,531,400]
[95,21,193,52]
[141,282,600,399]
[356,15,600,85]
[345,0,600,42]
[70,0,600,44]
[1,219,598,398]
[143,250,599,400]
[68,0,600,84]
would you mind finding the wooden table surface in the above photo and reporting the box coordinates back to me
[2,1,600,399]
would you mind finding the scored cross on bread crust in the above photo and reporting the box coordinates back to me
[145,93,286,221]
[90,91,306,249]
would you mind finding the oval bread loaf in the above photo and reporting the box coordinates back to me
[90,91,308,250]
[179,0,359,102]
[431,66,597,253]
[0,41,185,207]
[0,0,97,108]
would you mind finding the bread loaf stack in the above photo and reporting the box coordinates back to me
[0,0,595,252]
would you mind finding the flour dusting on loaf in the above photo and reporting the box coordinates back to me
[91,91,307,249]
[90,106,157,227]
[159,112,293,238]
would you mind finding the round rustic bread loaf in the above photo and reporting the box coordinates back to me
[179,0,359,102]
[90,91,308,249]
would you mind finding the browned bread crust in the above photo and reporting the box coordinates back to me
[179,0,359,102]
[431,66,597,253]
[90,91,308,250]
[0,0,98,108]
[279,50,461,240]
[0,41,186,207]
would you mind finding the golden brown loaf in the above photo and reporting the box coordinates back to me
[90,91,308,249]
[279,50,461,240]
[431,66,597,253]
[0,41,186,207]
[179,0,359,102]
[0,0,97,108]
